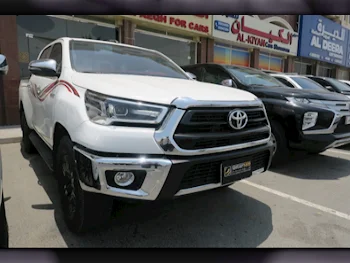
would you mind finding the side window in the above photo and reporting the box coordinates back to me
[49,43,63,74]
[39,46,51,60]
[185,66,204,81]
[274,77,295,88]
[310,78,335,91]
[202,66,232,85]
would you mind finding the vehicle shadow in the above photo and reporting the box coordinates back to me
[21,147,273,248]
[270,150,350,180]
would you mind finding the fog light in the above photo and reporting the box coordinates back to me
[114,172,135,187]
[303,112,318,130]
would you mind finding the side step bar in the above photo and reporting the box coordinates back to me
[29,132,54,171]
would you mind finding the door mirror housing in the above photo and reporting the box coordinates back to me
[29,59,58,77]
[0,54,8,76]
[185,72,197,80]
[221,79,233,87]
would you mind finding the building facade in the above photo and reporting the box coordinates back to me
[116,15,213,66]
[211,15,299,72]
[297,15,350,80]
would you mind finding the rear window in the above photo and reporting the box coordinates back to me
[290,77,328,91]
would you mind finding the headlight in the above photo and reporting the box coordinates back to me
[85,90,169,126]
[286,97,311,104]
[303,112,318,130]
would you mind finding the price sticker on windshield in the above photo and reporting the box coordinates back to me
[345,116,350,125]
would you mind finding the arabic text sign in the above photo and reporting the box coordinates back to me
[298,15,348,67]
[212,15,298,56]
[120,15,212,36]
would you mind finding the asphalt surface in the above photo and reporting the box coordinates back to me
[2,142,350,247]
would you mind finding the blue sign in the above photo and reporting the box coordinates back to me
[298,15,348,67]
[214,20,230,33]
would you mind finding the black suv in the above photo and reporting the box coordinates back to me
[182,63,350,166]
[306,76,350,98]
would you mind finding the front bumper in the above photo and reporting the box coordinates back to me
[74,141,274,201]
[294,132,350,152]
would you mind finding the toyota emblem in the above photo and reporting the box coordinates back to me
[228,110,248,130]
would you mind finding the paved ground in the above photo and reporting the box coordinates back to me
[1,142,350,247]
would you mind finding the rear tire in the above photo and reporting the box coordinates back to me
[0,195,9,248]
[20,110,36,154]
[56,136,113,234]
[270,120,290,167]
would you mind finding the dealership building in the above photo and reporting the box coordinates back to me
[0,15,349,125]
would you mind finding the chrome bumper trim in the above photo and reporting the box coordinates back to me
[74,146,172,200]
[327,137,350,149]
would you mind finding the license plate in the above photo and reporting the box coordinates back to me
[221,160,252,185]
[346,116,350,125]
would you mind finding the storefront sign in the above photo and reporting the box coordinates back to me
[120,15,212,36]
[212,15,299,56]
[298,15,349,67]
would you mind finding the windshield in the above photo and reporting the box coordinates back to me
[290,77,328,91]
[69,40,188,79]
[224,66,285,87]
[326,78,350,92]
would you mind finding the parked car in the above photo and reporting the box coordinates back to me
[0,54,9,248]
[339,79,350,87]
[305,76,350,99]
[19,38,274,233]
[182,63,350,166]
[269,73,329,92]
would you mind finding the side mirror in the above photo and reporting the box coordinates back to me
[0,54,8,76]
[29,59,58,77]
[185,72,197,80]
[221,79,233,87]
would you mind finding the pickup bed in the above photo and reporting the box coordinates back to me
[19,37,274,233]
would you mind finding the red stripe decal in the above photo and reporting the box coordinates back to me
[37,80,80,101]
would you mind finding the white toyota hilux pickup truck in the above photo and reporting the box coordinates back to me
[19,37,274,233]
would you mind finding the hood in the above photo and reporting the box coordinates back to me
[71,72,258,105]
[249,85,350,101]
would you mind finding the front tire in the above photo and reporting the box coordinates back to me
[270,120,290,167]
[56,136,113,234]
[20,110,36,154]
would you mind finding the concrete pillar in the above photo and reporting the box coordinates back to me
[284,56,295,72]
[121,19,135,45]
[206,38,214,63]
[250,49,260,69]
[0,16,20,125]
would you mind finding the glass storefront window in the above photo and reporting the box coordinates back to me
[294,61,313,75]
[317,65,333,77]
[338,69,350,80]
[134,30,196,67]
[259,53,284,72]
[213,44,250,67]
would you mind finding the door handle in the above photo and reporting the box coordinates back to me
[50,93,55,98]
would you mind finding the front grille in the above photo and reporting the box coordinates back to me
[178,151,270,190]
[174,107,270,150]
[334,117,350,134]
